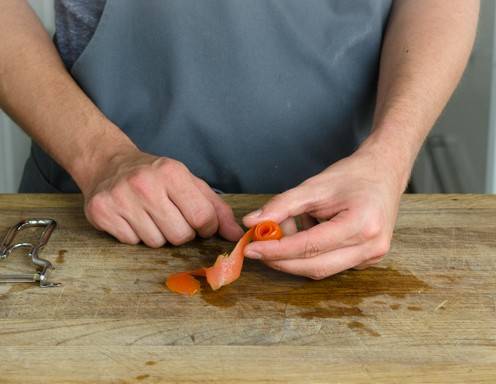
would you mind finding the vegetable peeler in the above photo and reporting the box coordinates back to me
[0,218,61,288]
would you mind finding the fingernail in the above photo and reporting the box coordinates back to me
[245,250,262,260]
[245,209,262,219]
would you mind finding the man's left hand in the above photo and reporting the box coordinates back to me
[242,147,407,280]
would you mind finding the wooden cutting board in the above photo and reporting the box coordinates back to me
[0,194,495,383]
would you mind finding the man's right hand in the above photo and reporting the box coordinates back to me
[0,2,242,248]
[81,148,244,247]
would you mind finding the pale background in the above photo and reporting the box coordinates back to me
[0,0,54,193]
[1,0,496,193]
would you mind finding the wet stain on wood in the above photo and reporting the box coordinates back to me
[254,267,430,318]
[168,241,225,263]
[197,244,226,258]
[145,361,156,366]
[135,374,150,381]
[433,274,458,284]
[390,303,401,310]
[200,285,238,308]
[195,266,430,319]
[300,306,365,319]
[348,321,380,337]
[170,251,188,260]
[102,287,112,294]
[407,305,422,311]
[56,249,67,264]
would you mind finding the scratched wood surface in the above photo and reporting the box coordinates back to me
[0,194,495,383]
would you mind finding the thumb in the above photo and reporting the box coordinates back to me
[243,186,312,227]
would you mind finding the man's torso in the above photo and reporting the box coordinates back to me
[21,0,391,193]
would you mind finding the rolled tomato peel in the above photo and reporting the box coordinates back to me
[166,220,283,296]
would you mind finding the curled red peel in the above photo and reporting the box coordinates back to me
[166,220,283,296]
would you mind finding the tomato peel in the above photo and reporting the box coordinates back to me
[165,220,282,296]
[166,272,201,296]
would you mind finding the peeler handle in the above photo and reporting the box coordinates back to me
[0,273,39,283]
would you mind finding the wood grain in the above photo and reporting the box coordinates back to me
[0,194,495,383]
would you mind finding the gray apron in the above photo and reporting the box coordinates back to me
[20,0,392,193]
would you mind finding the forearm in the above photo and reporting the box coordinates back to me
[359,0,480,189]
[0,0,136,190]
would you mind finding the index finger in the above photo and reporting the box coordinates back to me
[244,211,362,261]
[168,175,219,238]
[194,178,244,241]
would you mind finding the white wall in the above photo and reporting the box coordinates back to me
[487,1,496,192]
[0,116,31,193]
[411,0,495,194]
[0,0,54,193]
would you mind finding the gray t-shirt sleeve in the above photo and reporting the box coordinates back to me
[54,0,106,68]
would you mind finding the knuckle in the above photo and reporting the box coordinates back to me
[355,256,383,271]
[307,268,329,281]
[269,242,287,260]
[109,184,128,206]
[360,218,383,240]
[358,238,389,266]
[86,194,107,218]
[353,264,368,271]
[159,158,187,175]
[374,237,391,257]
[217,199,233,215]
[144,236,166,249]
[264,260,284,273]
[370,256,384,265]
[270,193,287,206]
[303,234,321,259]
[127,172,152,198]
[168,229,195,246]
[280,186,305,202]
[266,191,294,211]
[107,225,139,245]
[119,233,140,246]
[190,206,216,229]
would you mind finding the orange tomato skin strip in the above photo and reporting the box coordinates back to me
[253,220,283,241]
[204,227,254,290]
[166,272,201,296]
[166,220,282,295]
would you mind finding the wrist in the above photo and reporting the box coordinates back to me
[356,131,415,193]
[67,119,138,194]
